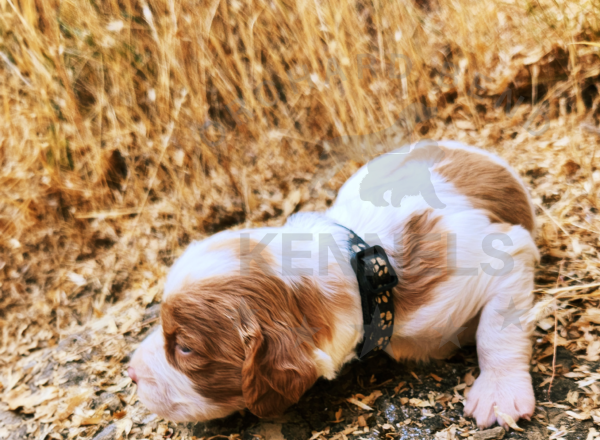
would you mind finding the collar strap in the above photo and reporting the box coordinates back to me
[338,225,399,359]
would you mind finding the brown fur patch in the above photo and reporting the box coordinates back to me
[435,148,535,233]
[390,313,480,361]
[390,209,451,321]
[388,209,452,360]
[161,270,341,418]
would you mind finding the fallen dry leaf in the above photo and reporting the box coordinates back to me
[566,410,591,421]
[346,397,373,411]
[361,390,382,406]
[494,406,524,431]
[332,407,343,423]
[6,386,59,411]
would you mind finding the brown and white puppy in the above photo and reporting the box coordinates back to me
[129,141,539,428]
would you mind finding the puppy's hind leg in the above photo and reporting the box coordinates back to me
[464,228,538,429]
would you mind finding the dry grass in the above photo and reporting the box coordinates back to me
[2,0,600,438]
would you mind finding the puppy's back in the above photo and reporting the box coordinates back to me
[329,141,534,238]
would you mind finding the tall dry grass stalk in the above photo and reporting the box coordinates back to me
[1,0,599,324]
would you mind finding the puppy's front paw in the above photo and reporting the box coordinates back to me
[463,371,535,429]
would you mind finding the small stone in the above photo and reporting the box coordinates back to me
[99,393,122,412]
[140,414,158,425]
[8,426,26,440]
[0,410,22,426]
[473,426,505,440]
[143,303,161,322]
[92,424,117,440]
[0,411,26,440]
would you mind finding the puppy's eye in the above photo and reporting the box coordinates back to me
[177,344,193,354]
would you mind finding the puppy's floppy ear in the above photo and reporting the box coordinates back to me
[241,313,318,418]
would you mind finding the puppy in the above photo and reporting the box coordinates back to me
[129,140,538,428]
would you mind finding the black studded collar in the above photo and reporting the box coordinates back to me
[337,225,399,359]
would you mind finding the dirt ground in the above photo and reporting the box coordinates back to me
[6,318,597,440]
[177,350,595,440]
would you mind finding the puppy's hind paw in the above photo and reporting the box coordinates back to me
[463,371,535,429]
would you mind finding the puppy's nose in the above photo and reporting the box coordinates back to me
[128,366,138,384]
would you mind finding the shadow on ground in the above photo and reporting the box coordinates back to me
[170,347,592,440]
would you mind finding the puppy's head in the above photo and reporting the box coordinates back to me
[129,266,326,422]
